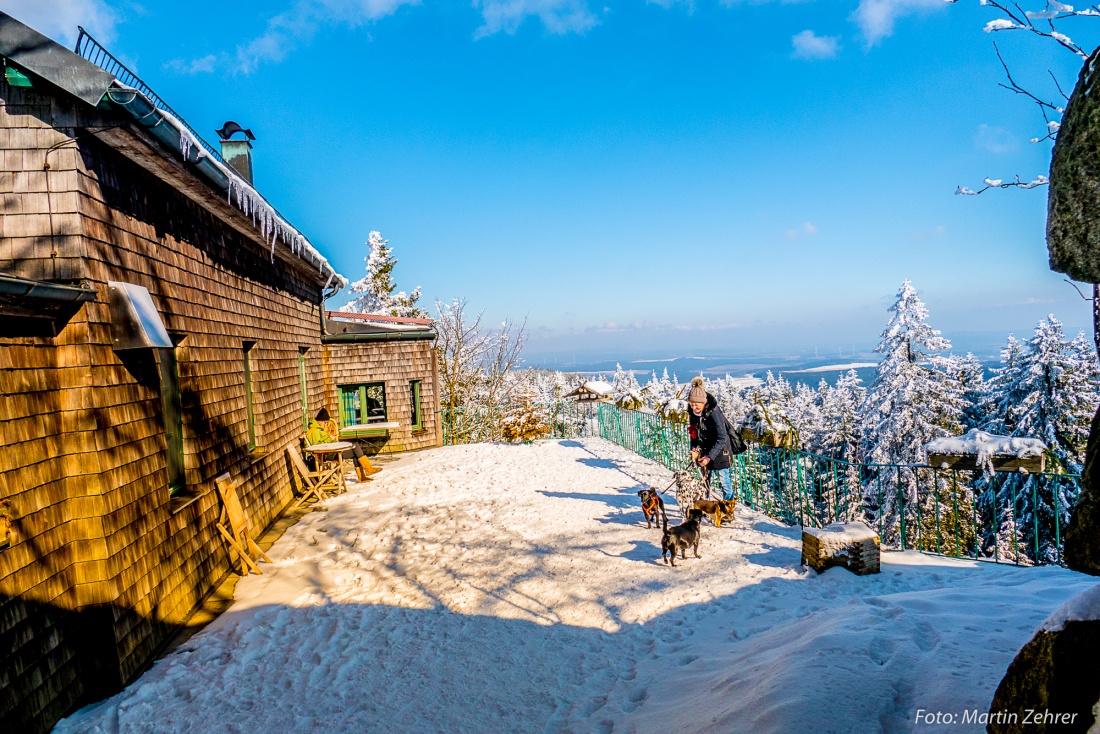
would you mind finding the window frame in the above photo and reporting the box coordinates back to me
[243,341,257,451]
[409,380,423,431]
[158,346,186,495]
[298,348,310,432]
[339,382,388,426]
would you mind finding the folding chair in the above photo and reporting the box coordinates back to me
[214,473,272,576]
[288,445,342,507]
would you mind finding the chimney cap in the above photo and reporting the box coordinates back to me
[216,121,256,141]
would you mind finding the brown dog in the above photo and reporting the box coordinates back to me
[637,487,667,529]
[693,499,736,528]
[661,508,703,567]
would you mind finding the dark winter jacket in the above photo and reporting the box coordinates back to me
[688,393,732,471]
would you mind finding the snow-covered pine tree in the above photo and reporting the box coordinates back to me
[340,231,428,317]
[860,281,965,547]
[502,401,551,443]
[610,364,646,409]
[816,369,865,462]
[713,375,751,427]
[946,353,988,431]
[984,317,1100,562]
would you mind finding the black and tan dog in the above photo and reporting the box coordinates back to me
[693,498,737,528]
[637,487,667,529]
[661,508,704,567]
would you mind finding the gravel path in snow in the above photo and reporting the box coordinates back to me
[55,438,1098,734]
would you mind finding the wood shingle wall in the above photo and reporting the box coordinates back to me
[321,339,441,454]
[0,77,333,732]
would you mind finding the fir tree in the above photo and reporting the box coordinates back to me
[860,281,964,546]
[983,317,1099,562]
[340,231,428,317]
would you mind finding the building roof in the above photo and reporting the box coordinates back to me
[324,310,436,342]
[327,311,434,327]
[0,12,347,292]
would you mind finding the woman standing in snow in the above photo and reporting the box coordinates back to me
[687,376,735,501]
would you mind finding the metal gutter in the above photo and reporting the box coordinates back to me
[322,331,437,344]
[0,273,97,302]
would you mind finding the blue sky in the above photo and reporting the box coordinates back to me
[7,0,1098,360]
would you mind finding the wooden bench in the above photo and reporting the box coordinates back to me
[339,421,399,440]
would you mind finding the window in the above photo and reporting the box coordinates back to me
[243,341,257,451]
[339,382,387,426]
[298,348,310,431]
[409,380,423,431]
[157,346,185,494]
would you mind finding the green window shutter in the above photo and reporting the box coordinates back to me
[299,351,309,431]
[159,347,186,494]
[243,342,256,451]
[410,380,422,430]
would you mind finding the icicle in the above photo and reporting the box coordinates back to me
[119,88,347,290]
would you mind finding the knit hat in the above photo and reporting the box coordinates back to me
[315,407,331,422]
[688,376,706,405]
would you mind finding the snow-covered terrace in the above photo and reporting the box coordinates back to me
[56,439,1096,732]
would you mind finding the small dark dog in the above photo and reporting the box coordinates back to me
[693,499,737,528]
[637,487,667,529]
[661,508,704,567]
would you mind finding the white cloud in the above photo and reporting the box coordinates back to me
[234,0,419,73]
[791,30,839,59]
[850,0,944,46]
[785,221,819,242]
[473,0,598,38]
[166,54,219,75]
[0,0,117,45]
[974,123,1019,154]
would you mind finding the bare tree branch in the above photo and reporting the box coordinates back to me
[955,174,1049,195]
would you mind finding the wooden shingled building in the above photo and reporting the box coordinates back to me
[0,13,440,733]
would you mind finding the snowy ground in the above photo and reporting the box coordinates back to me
[56,438,1098,733]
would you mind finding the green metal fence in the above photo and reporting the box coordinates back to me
[594,403,1079,566]
[443,401,1081,566]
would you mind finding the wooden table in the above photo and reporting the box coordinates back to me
[305,441,354,493]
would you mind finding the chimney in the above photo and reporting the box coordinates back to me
[215,121,256,185]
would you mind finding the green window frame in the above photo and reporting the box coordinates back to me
[298,348,310,431]
[339,382,387,426]
[410,380,423,431]
[158,347,186,494]
[243,342,257,451]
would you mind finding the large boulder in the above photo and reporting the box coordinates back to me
[987,586,1100,733]
[1065,404,1100,576]
[1048,48,1100,282]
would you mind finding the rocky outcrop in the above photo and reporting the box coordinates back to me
[1065,404,1100,576]
[988,586,1100,733]
[1048,48,1100,282]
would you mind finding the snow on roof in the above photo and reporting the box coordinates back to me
[564,380,614,397]
[1041,583,1100,632]
[925,429,1047,460]
[803,522,878,544]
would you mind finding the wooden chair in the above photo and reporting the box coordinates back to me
[214,473,271,576]
[288,445,341,506]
